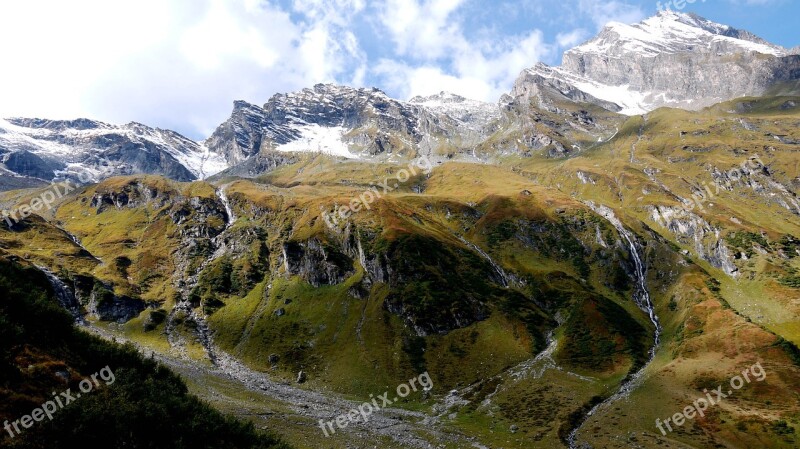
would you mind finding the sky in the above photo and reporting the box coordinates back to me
[0,0,798,139]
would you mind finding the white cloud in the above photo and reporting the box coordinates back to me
[0,0,172,121]
[178,0,282,70]
[292,0,368,87]
[375,61,498,102]
[557,29,590,48]
[374,0,552,102]
[380,0,467,59]
[578,0,645,29]
[292,0,366,25]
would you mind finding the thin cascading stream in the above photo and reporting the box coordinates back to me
[567,203,661,448]
[457,236,511,288]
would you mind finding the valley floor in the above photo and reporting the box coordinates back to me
[85,323,486,449]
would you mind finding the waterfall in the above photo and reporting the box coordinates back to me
[567,203,661,448]
[587,204,661,350]
[457,236,510,287]
[217,185,235,227]
[60,228,102,264]
[36,266,85,324]
[166,184,237,362]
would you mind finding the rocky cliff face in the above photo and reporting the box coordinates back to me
[509,65,624,113]
[649,206,738,276]
[281,239,354,287]
[206,84,477,162]
[86,282,146,323]
[38,266,146,323]
[203,101,269,166]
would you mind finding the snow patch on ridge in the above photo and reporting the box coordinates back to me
[275,125,356,158]
[0,118,78,155]
[525,66,652,115]
[166,143,228,180]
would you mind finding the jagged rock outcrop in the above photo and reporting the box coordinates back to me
[204,101,269,166]
[206,84,477,162]
[510,66,623,113]
[40,270,145,323]
[87,283,146,323]
[707,158,800,216]
[281,239,354,287]
[649,206,738,276]
[90,181,175,211]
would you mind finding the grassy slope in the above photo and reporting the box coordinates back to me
[200,161,663,448]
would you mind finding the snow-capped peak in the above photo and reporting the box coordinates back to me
[572,11,786,58]
[654,10,730,34]
[0,117,228,182]
[515,12,798,117]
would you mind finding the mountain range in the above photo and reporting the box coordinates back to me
[2,11,797,189]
